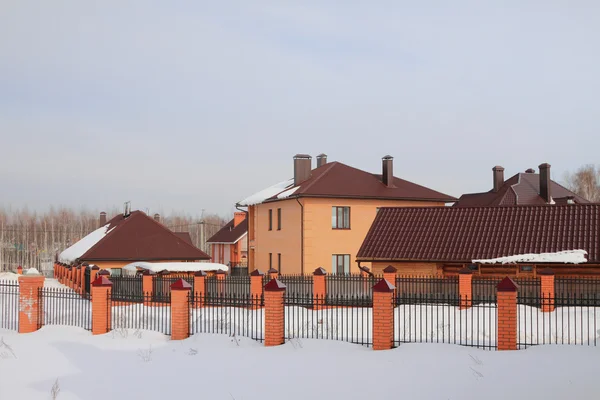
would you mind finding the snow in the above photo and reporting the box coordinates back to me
[276,186,299,199]
[0,326,598,400]
[24,268,40,275]
[58,224,115,264]
[238,178,294,206]
[473,250,588,265]
[122,261,229,274]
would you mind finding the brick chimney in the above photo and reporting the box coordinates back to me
[493,166,505,192]
[99,212,107,227]
[154,213,161,223]
[539,163,552,203]
[294,154,312,186]
[233,212,246,228]
[316,153,327,168]
[382,155,394,187]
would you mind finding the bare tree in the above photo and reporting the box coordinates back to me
[564,165,600,202]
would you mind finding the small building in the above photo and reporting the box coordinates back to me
[58,210,210,274]
[237,154,456,275]
[206,212,248,273]
[357,204,600,277]
[454,163,589,207]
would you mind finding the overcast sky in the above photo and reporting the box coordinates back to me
[1,1,598,217]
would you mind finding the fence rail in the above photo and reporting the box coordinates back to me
[0,281,19,331]
[111,276,143,301]
[39,287,92,330]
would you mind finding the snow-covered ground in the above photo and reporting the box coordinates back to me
[0,326,598,400]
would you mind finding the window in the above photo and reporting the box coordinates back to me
[277,208,282,230]
[332,207,350,229]
[520,265,533,272]
[332,254,350,274]
[467,264,479,271]
[268,209,273,231]
[278,253,281,273]
[269,253,272,269]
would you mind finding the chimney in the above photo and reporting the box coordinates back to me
[316,153,327,168]
[493,166,505,192]
[294,154,312,186]
[233,212,246,228]
[525,168,535,173]
[539,163,552,203]
[154,213,161,223]
[382,155,394,187]
[99,211,107,227]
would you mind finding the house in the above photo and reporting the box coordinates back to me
[454,163,589,207]
[57,209,210,274]
[357,204,600,277]
[206,212,248,273]
[237,154,456,275]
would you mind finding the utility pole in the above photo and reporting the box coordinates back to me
[199,209,206,253]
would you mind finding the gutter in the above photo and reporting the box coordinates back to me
[295,198,304,274]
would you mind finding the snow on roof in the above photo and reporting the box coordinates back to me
[122,261,229,274]
[277,186,299,199]
[238,178,294,206]
[58,224,115,264]
[473,250,588,265]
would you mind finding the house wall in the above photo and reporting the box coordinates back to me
[371,261,440,276]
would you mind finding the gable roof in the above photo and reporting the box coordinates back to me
[207,218,248,244]
[357,204,600,263]
[455,172,588,207]
[238,161,456,206]
[174,232,193,245]
[63,211,210,263]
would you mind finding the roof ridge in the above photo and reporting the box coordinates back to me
[296,162,339,194]
[78,211,138,260]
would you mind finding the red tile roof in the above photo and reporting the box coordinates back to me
[357,204,600,263]
[455,172,588,207]
[79,211,210,261]
[260,162,456,203]
[207,219,248,244]
[174,232,193,245]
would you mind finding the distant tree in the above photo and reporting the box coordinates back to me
[564,164,600,202]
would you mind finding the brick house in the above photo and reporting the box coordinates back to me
[357,204,600,277]
[206,212,248,274]
[237,154,456,275]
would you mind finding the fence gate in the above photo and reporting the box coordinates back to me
[39,287,92,330]
[0,281,19,331]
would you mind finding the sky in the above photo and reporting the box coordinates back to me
[1,1,599,217]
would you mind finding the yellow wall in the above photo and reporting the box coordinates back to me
[248,197,445,275]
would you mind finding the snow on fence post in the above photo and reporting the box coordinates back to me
[372,279,395,351]
[313,267,327,310]
[18,270,45,333]
[383,265,398,297]
[264,278,286,347]
[142,270,154,299]
[458,267,473,309]
[538,268,555,313]
[170,279,191,340]
[250,269,264,305]
[497,277,518,351]
[193,271,206,308]
[91,276,112,335]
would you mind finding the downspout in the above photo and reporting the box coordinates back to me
[295,197,304,275]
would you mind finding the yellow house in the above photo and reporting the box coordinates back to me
[237,154,456,275]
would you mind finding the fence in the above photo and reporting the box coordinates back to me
[39,287,92,330]
[0,281,19,331]
[472,277,540,305]
[110,293,171,335]
[396,276,458,299]
[206,276,250,297]
[279,274,313,305]
[111,276,143,301]
[326,274,378,305]
[189,293,264,342]
[153,276,181,302]
[555,277,600,306]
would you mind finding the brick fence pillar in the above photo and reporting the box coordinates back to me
[18,271,45,333]
[458,268,473,309]
[264,278,286,347]
[17,266,23,275]
[170,279,191,340]
[372,279,395,351]
[80,266,86,294]
[91,276,112,335]
[142,271,154,297]
[68,267,73,288]
[267,268,279,280]
[193,271,206,308]
[538,268,555,313]
[75,266,81,294]
[89,266,99,298]
[58,264,64,283]
[497,277,518,351]
[250,269,264,301]
[383,265,397,297]
[313,267,327,310]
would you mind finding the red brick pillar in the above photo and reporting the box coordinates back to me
[80,266,86,294]
[383,265,397,297]
[58,264,64,283]
[264,278,286,347]
[497,277,518,351]
[142,271,154,297]
[18,272,45,333]
[372,279,395,351]
[268,268,279,280]
[170,279,191,340]
[91,276,112,335]
[75,266,81,293]
[68,267,74,288]
[250,269,264,301]
[193,271,206,308]
[53,263,58,279]
[17,266,23,275]
[313,267,327,310]
[538,268,555,313]
[458,268,473,309]
[89,266,99,297]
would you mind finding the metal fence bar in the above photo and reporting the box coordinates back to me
[0,281,19,331]
[110,292,171,335]
[39,287,92,330]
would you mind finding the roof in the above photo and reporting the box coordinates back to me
[207,218,248,244]
[238,161,456,206]
[122,261,228,274]
[174,232,193,245]
[455,172,588,207]
[60,211,210,263]
[357,204,600,263]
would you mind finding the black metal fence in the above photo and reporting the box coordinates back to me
[0,281,19,331]
[152,276,181,302]
[206,276,250,297]
[279,274,313,299]
[396,276,458,299]
[555,278,600,306]
[326,274,378,305]
[110,293,171,335]
[111,276,143,301]
[472,277,540,305]
[39,287,92,330]
[284,293,373,346]
[189,293,264,342]
[394,292,497,350]
[83,267,91,299]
